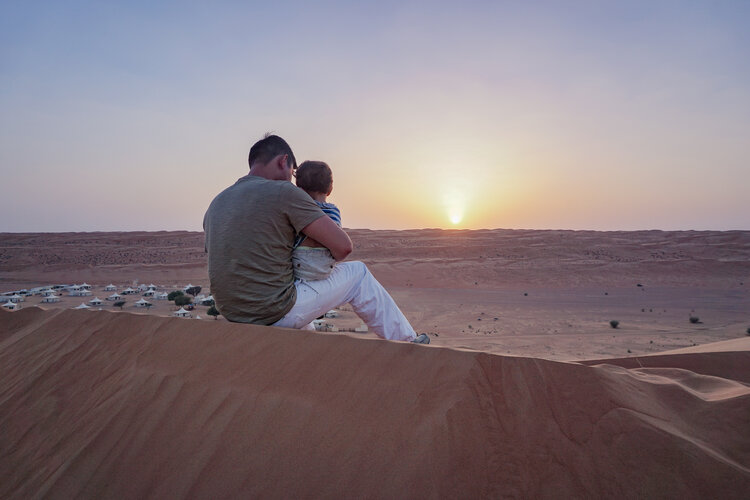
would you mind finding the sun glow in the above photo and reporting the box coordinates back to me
[443,186,467,227]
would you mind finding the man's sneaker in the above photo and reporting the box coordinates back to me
[412,333,430,344]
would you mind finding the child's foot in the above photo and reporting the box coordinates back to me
[412,333,430,344]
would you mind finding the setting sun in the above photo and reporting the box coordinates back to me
[441,180,470,228]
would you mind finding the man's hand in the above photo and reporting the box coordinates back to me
[301,216,353,261]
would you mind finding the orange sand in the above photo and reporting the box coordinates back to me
[1,307,748,498]
[1,230,749,497]
[1,229,749,360]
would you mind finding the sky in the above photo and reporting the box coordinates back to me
[1,0,749,232]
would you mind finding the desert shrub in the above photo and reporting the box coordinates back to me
[746,327,750,336]
[689,316,700,324]
[167,290,184,301]
[175,295,193,306]
[207,306,220,320]
[610,320,619,329]
[113,300,125,310]
[185,286,202,297]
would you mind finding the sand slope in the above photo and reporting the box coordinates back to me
[2,308,748,498]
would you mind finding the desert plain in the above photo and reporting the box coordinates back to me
[2,229,748,360]
[1,229,749,498]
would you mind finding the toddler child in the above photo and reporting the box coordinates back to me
[292,161,341,281]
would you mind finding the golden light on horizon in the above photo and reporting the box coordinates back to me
[443,185,467,227]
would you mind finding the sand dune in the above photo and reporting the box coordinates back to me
[2,308,748,498]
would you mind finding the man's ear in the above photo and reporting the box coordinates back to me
[327,182,333,196]
[276,154,288,171]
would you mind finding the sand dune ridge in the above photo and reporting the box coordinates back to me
[1,308,748,498]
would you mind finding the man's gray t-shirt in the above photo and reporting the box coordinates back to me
[203,175,324,324]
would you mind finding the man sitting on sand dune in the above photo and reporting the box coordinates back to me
[203,134,429,344]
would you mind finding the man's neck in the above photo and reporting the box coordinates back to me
[248,167,283,181]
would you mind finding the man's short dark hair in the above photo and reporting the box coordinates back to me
[295,161,333,194]
[248,134,297,169]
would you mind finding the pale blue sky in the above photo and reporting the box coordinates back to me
[1,1,749,231]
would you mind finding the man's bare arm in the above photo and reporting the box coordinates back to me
[301,216,353,261]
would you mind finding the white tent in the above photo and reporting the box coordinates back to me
[74,303,91,309]
[69,289,92,297]
[41,295,60,303]
[42,289,57,297]
[154,292,169,300]
[2,301,19,310]
[324,310,339,318]
[121,287,138,295]
[89,297,103,306]
[106,293,123,301]
[173,307,191,317]
[134,298,152,308]
[8,294,25,303]
[80,283,91,289]
[104,284,117,291]
[199,295,215,306]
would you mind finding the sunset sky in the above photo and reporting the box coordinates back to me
[1,1,749,232]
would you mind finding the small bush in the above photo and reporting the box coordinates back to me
[610,320,619,329]
[113,300,125,310]
[175,295,193,306]
[746,327,750,336]
[208,306,220,320]
[167,290,184,301]
[689,316,700,324]
[185,286,202,297]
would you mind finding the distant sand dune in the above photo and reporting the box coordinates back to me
[2,308,748,498]
[2,229,749,288]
